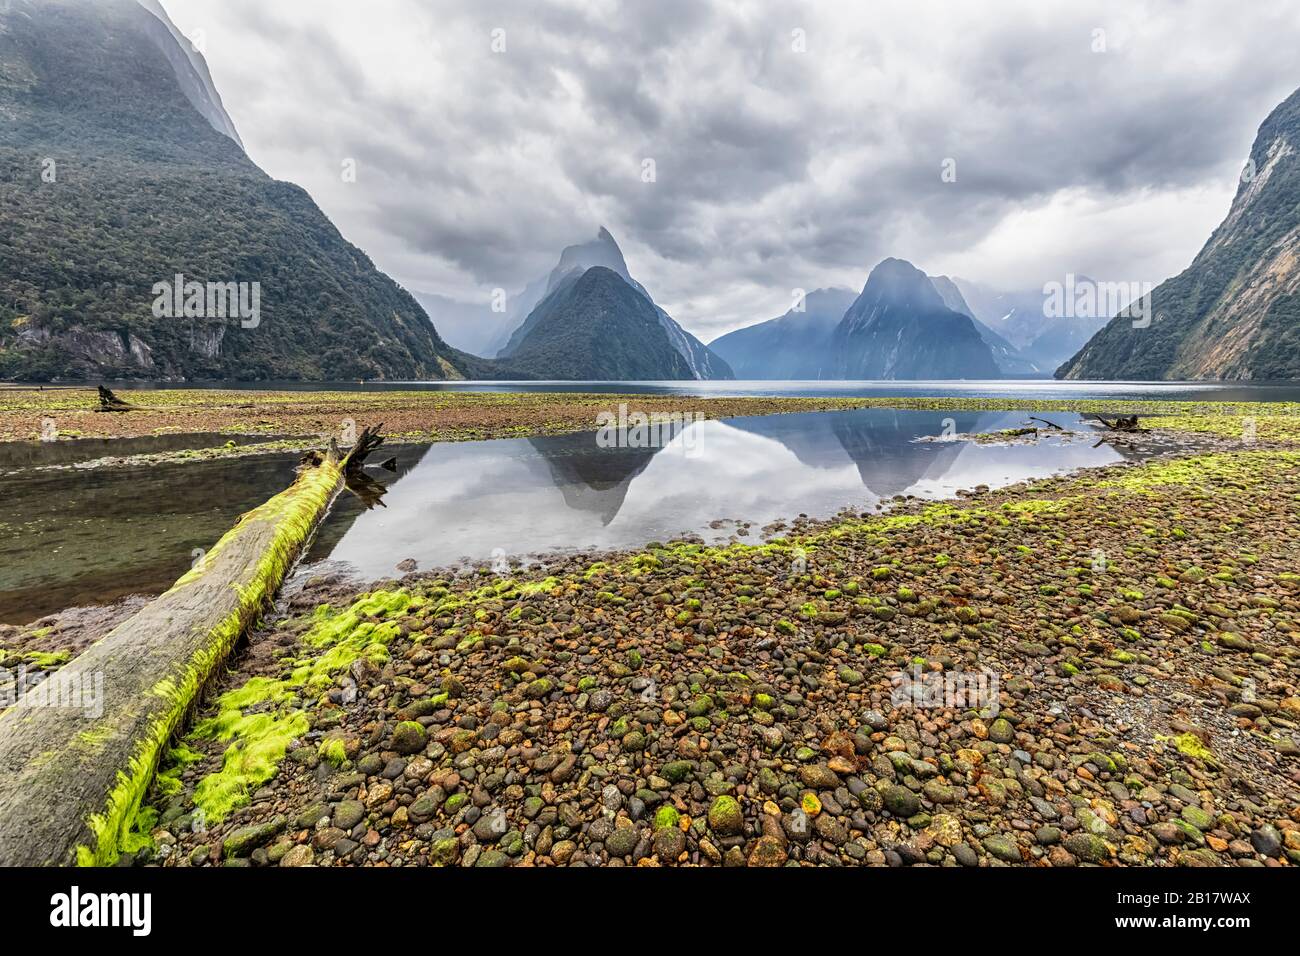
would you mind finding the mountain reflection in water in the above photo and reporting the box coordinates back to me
[301,408,1127,581]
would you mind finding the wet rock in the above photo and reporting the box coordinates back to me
[222,816,285,858]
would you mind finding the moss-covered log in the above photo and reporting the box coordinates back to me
[0,444,352,866]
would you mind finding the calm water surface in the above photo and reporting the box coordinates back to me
[0,406,1143,624]
[305,408,1125,580]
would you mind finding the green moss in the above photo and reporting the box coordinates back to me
[444,793,468,814]
[318,737,349,768]
[153,744,205,799]
[180,588,414,825]
[1158,732,1216,763]
[76,454,345,867]
[21,650,70,669]
[654,805,681,830]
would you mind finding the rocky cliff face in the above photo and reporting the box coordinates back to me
[1059,86,1300,381]
[0,0,487,382]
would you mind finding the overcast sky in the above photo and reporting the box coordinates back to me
[164,0,1300,339]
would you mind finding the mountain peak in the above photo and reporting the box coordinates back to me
[832,258,1001,379]
[499,263,696,381]
[859,257,947,312]
[134,0,243,147]
[547,227,631,293]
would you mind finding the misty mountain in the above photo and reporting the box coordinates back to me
[503,266,697,380]
[830,259,1001,380]
[929,275,1044,376]
[1059,85,1300,380]
[412,291,520,360]
[0,0,491,381]
[497,228,732,380]
[707,288,857,379]
[953,277,1108,371]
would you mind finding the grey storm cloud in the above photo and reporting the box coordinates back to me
[167,0,1300,338]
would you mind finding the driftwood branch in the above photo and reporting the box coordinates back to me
[299,424,386,474]
[0,445,354,866]
[1090,414,1147,433]
[344,471,389,510]
[1028,416,1063,430]
[95,385,137,413]
[345,423,385,473]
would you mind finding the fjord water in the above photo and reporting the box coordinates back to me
[300,408,1128,582]
[0,407,1131,624]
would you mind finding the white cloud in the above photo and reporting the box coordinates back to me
[163,0,1300,338]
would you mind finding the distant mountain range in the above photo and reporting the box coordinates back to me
[709,288,857,379]
[929,276,1045,377]
[1059,86,1300,380]
[953,278,1108,372]
[711,259,1048,380]
[0,0,493,382]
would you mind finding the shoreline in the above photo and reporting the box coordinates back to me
[4,386,1298,446]
[0,407,1254,641]
[127,437,1300,868]
[4,397,1297,868]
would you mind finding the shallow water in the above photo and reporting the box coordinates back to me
[0,454,312,623]
[0,408,1141,624]
[299,408,1132,583]
[0,432,281,471]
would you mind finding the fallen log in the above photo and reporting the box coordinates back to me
[346,421,385,471]
[0,438,364,866]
